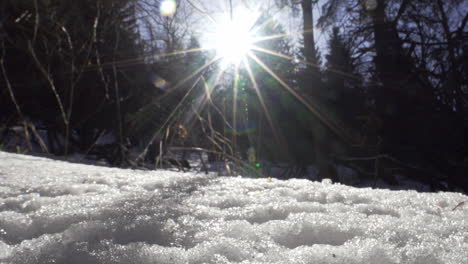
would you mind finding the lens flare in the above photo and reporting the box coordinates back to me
[364,0,378,11]
[160,0,176,16]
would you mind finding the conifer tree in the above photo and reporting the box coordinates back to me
[324,27,364,131]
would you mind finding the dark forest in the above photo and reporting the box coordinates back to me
[1,0,467,192]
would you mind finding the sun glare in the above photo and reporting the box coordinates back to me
[214,21,254,67]
[202,10,259,68]
[156,3,333,148]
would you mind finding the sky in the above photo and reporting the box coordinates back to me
[0,151,467,263]
[172,0,328,58]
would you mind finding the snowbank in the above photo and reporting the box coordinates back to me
[0,152,466,263]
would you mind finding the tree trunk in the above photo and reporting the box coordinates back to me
[301,0,317,68]
[301,0,335,180]
[301,0,321,88]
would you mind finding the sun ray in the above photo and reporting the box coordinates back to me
[118,1,358,163]
[252,33,287,43]
[87,27,315,73]
[185,67,228,133]
[145,56,222,152]
[251,45,321,70]
[247,52,352,144]
[154,47,210,58]
[242,56,282,147]
[251,45,360,80]
[135,75,203,162]
[158,55,221,100]
[187,65,234,133]
[201,67,227,111]
[252,29,313,43]
[201,66,230,120]
[202,76,213,103]
[199,65,226,109]
[232,62,241,151]
[84,47,211,73]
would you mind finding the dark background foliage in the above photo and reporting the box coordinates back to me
[1,0,466,192]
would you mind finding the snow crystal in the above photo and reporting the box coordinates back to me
[0,152,467,264]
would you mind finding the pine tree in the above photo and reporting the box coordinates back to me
[324,27,364,131]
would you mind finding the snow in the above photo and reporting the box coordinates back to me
[0,152,467,264]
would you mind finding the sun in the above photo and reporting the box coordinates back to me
[214,20,254,67]
[202,10,259,68]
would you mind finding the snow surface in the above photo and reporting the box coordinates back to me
[0,152,467,264]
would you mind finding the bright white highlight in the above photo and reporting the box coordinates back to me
[214,20,254,67]
[0,152,467,263]
[160,0,176,16]
[202,9,259,68]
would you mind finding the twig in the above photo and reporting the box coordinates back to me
[27,121,49,153]
[28,42,68,126]
[452,201,466,211]
[0,41,23,118]
[32,0,39,45]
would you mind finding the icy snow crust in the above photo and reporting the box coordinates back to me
[0,152,467,264]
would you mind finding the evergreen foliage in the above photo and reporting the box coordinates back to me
[0,0,466,192]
